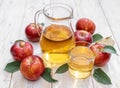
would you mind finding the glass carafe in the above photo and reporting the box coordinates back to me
[35,3,75,67]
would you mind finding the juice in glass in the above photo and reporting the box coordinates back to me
[68,46,95,79]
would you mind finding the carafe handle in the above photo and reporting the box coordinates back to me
[34,10,44,36]
[34,10,44,25]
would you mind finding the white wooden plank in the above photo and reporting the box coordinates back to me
[10,71,51,88]
[0,0,26,87]
[52,67,94,88]
[74,0,120,88]
[98,0,120,50]
[10,0,52,88]
[0,0,3,7]
[0,0,120,88]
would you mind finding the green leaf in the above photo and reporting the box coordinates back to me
[15,40,24,43]
[38,23,44,26]
[93,34,103,42]
[93,68,112,84]
[4,61,21,73]
[96,37,115,46]
[103,45,118,55]
[55,63,68,74]
[40,23,44,26]
[42,68,58,83]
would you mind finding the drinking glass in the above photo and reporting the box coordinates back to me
[68,41,95,79]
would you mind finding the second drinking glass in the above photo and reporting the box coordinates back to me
[68,41,95,79]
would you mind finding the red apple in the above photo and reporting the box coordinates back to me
[75,30,92,43]
[76,18,96,34]
[10,40,33,61]
[25,23,42,42]
[90,43,111,67]
[20,55,45,81]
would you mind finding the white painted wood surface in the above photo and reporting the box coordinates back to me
[0,0,120,88]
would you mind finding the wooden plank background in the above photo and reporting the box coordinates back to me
[0,0,120,88]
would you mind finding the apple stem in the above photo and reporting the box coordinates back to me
[105,36,112,39]
[98,48,103,52]
[28,57,33,64]
[19,42,25,47]
[40,23,44,26]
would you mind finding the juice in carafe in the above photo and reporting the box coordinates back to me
[40,24,75,67]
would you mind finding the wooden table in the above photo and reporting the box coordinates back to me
[0,0,120,88]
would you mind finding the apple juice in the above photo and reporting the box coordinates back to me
[68,46,95,79]
[40,24,75,67]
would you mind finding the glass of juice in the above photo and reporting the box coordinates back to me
[68,41,95,79]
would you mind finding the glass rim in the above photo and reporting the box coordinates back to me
[68,41,95,59]
[74,41,91,47]
[43,3,73,21]
[69,41,91,50]
[68,41,91,52]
